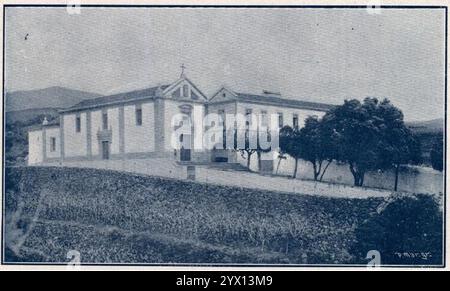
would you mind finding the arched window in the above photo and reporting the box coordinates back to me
[183,84,189,98]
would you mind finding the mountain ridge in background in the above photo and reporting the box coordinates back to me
[5,86,103,112]
[406,118,444,134]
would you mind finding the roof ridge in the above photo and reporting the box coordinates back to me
[66,84,171,112]
[234,92,334,111]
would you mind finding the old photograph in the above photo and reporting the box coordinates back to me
[1,4,447,270]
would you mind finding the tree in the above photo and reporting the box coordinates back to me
[322,98,399,187]
[279,126,302,178]
[234,129,256,170]
[298,116,334,181]
[430,135,443,171]
[377,100,422,190]
[275,153,287,175]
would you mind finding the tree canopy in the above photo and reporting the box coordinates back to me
[430,136,444,172]
[321,97,420,187]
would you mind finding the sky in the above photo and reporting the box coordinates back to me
[4,7,446,121]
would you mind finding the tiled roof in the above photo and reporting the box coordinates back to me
[63,85,170,112]
[62,83,334,113]
[234,92,335,111]
[28,119,60,131]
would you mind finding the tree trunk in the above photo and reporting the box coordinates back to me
[349,164,359,186]
[293,158,299,178]
[353,174,359,186]
[319,160,332,182]
[355,172,365,187]
[246,152,252,169]
[257,151,262,172]
[394,163,400,191]
[312,162,319,181]
[276,158,282,175]
[350,164,365,187]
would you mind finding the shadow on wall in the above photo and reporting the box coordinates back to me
[239,155,443,194]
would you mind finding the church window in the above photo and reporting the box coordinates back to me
[183,84,189,98]
[50,137,56,152]
[75,116,81,133]
[136,107,143,126]
[278,113,284,128]
[261,110,268,127]
[245,109,253,126]
[102,113,108,130]
[293,114,299,129]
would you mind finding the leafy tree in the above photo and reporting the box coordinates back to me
[279,126,302,178]
[323,98,409,186]
[375,100,422,191]
[298,116,334,181]
[430,136,444,171]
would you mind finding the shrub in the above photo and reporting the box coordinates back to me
[430,136,444,171]
[352,193,443,266]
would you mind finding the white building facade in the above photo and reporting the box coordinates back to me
[28,74,333,173]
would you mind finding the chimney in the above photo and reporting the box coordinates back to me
[262,90,281,97]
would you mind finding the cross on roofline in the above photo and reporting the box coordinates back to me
[180,64,186,78]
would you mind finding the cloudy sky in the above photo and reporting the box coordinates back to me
[4,7,446,121]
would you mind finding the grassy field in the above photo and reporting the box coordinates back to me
[4,166,439,265]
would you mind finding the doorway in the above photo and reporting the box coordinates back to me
[102,141,110,160]
[180,134,191,162]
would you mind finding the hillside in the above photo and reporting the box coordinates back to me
[4,166,381,265]
[6,108,60,124]
[406,118,444,134]
[4,167,442,265]
[5,86,102,112]
[406,118,444,165]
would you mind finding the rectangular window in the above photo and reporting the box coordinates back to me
[76,116,81,132]
[278,113,284,128]
[136,107,143,126]
[183,84,189,98]
[293,114,299,129]
[261,110,268,127]
[245,109,253,126]
[50,137,56,152]
[102,112,108,130]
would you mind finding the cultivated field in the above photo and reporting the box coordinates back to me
[4,167,443,266]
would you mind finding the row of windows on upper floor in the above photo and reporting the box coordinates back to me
[73,106,305,133]
[217,109,301,128]
[75,108,143,133]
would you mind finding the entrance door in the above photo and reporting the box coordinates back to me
[180,134,191,162]
[102,141,110,160]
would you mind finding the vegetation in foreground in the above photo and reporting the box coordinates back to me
[4,167,443,266]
